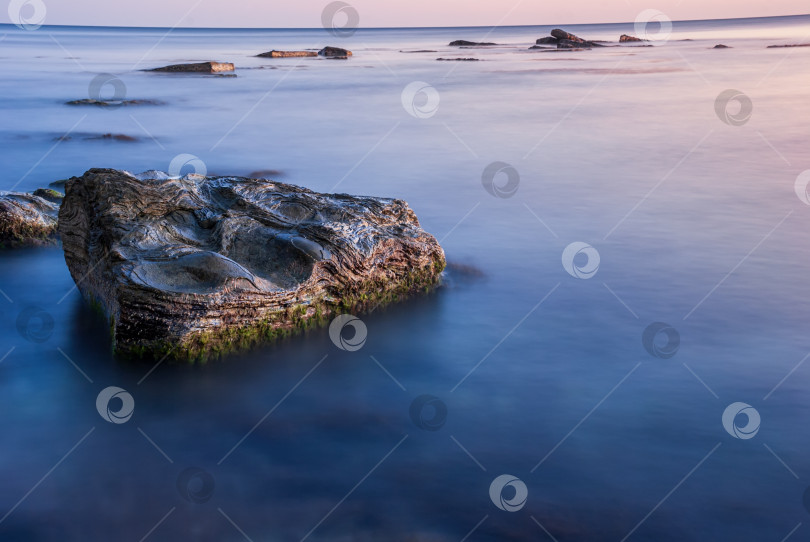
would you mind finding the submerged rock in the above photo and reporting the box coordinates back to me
[318,46,352,57]
[620,34,644,42]
[767,43,810,48]
[66,98,165,107]
[557,40,591,49]
[449,40,496,46]
[58,169,445,361]
[436,57,480,61]
[535,37,558,45]
[149,62,235,73]
[257,50,317,58]
[0,192,59,248]
[713,44,731,49]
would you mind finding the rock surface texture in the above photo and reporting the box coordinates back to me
[58,169,446,360]
[149,62,235,73]
[0,191,60,248]
[257,50,317,58]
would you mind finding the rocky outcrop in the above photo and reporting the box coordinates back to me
[713,44,731,49]
[318,47,352,58]
[149,62,235,73]
[535,37,558,45]
[620,34,643,42]
[58,169,445,361]
[449,40,496,46]
[0,191,60,248]
[767,43,810,48]
[257,50,317,58]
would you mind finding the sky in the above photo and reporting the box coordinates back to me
[3,0,808,28]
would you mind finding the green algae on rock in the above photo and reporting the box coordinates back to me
[57,169,445,361]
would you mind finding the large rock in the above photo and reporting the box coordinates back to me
[257,50,317,58]
[549,29,603,48]
[551,29,585,43]
[0,191,60,248]
[149,62,234,73]
[58,169,445,361]
[318,47,352,58]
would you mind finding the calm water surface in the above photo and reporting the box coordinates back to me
[1,14,810,541]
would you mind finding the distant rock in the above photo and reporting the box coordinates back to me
[66,99,165,107]
[535,37,558,45]
[257,50,317,58]
[400,50,438,53]
[548,29,603,48]
[436,57,480,61]
[318,46,352,58]
[528,45,553,50]
[86,134,139,142]
[713,44,731,49]
[0,192,59,248]
[149,62,235,73]
[449,40,496,46]
[767,43,810,48]
[32,188,64,204]
[551,29,586,43]
[620,34,644,42]
[246,169,284,179]
[57,169,445,361]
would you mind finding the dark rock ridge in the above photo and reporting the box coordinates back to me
[0,191,61,248]
[767,43,810,48]
[57,169,446,361]
[318,47,352,58]
[620,34,644,42]
[449,40,496,46]
[713,44,731,49]
[257,50,317,58]
[66,99,165,107]
[535,37,558,45]
[149,62,235,73]
[538,28,603,48]
[436,57,480,61]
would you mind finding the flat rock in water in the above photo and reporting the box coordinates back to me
[767,43,810,48]
[149,62,235,73]
[535,37,558,45]
[318,46,352,57]
[66,99,165,107]
[436,57,480,61]
[620,34,644,42]
[713,44,731,49]
[257,50,317,58]
[0,191,60,248]
[57,169,446,361]
[448,40,496,46]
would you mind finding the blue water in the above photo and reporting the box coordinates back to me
[1,14,810,541]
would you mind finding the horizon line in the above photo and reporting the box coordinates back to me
[1,12,808,32]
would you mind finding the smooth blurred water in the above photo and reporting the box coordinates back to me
[1,14,810,541]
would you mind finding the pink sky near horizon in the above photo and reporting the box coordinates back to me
[4,0,808,28]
